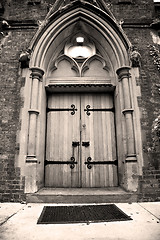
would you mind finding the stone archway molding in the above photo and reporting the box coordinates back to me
[29,1,130,69]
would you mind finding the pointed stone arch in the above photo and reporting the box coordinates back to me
[17,0,144,194]
[29,0,130,69]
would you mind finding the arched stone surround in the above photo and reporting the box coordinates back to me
[17,1,143,193]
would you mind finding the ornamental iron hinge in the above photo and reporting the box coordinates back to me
[84,105,115,116]
[85,157,118,169]
[45,157,77,169]
[47,104,77,115]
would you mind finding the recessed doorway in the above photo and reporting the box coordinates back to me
[45,92,118,188]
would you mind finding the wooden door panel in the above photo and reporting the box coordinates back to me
[81,93,118,187]
[45,94,80,187]
[45,93,118,188]
[82,165,115,187]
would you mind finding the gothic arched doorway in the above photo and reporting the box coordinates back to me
[17,1,143,194]
[44,32,118,187]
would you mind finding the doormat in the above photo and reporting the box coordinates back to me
[37,204,132,224]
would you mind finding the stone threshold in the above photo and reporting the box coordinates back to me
[26,187,138,203]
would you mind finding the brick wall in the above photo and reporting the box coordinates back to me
[0,1,37,201]
[139,168,160,202]
[125,27,160,170]
[0,33,31,202]
[118,0,160,200]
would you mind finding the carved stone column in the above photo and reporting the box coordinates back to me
[26,67,44,162]
[116,66,138,191]
[116,67,137,162]
[25,67,44,193]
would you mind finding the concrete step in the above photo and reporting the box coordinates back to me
[26,187,138,203]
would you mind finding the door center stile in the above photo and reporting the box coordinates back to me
[79,94,82,188]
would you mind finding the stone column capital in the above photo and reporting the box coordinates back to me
[116,66,131,81]
[30,67,44,81]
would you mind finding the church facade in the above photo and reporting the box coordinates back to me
[0,0,160,202]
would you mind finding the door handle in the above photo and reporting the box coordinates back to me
[82,141,90,147]
[72,141,80,147]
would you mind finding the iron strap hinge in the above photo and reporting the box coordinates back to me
[45,157,77,169]
[84,105,115,116]
[85,157,118,169]
[47,104,77,115]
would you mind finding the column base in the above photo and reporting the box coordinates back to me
[125,154,137,163]
[26,155,37,163]
[25,156,38,193]
[124,161,139,192]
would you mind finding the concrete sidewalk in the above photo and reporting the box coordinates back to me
[0,202,160,240]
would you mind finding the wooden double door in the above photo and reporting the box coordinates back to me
[45,93,118,187]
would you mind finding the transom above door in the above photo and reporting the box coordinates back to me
[45,93,118,188]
